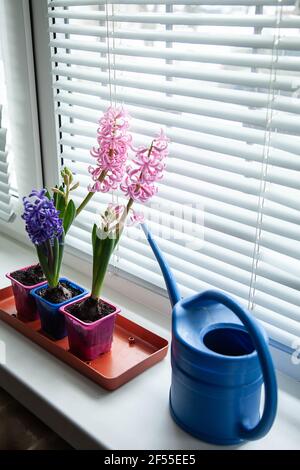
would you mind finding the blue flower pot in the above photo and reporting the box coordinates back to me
[30,278,89,340]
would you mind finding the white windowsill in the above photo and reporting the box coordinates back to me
[0,232,300,450]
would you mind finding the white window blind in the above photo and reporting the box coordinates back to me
[0,44,14,222]
[47,0,300,352]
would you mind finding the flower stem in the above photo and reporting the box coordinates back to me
[91,235,115,300]
[38,240,57,288]
[65,185,70,207]
[45,239,54,274]
[115,198,134,247]
[75,170,107,218]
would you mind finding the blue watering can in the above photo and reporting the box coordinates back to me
[142,224,277,445]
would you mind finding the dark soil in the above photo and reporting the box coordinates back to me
[38,281,82,304]
[67,296,115,323]
[10,264,45,287]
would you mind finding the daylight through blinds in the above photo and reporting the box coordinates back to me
[48,0,300,350]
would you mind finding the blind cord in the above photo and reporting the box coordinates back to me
[248,0,283,312]
[105,1,120,274]
[105,0,113,105]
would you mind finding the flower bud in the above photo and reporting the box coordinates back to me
[70,181,79,192]
[65,167,74,182]
[51,187,65,198]
[63,173,69,186]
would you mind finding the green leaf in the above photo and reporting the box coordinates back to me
[36,244,53,286]
[52,237,59,285]
[56,232,65,284]
[55,185,66,218]
[45,189,52,200]
[91,235,115,299]
[53,185,59,207]
[92,228,103,285]
[92,223,97,248]
[63,199,76,234]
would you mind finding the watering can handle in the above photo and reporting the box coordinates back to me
[186,289,278,440]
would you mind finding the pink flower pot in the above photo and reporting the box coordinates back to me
[6,265,47,322]
[60,294,119,360]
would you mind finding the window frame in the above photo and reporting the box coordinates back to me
[7,0,298,380]
[0,0,43,242]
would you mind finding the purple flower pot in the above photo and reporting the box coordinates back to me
[6,265,47,322]
[30,278,88,340]
[60,294,119,360]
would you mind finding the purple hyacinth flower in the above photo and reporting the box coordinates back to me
[22,189,63,245]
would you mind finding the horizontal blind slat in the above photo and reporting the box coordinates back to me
[70,223,252,299]
[75,202,253,270]
[74,218,252,292]
[0,128,7,152]
[67,134,300,211]
[75,212,300,300]
[117,244,300,325]
[50,39,300,72]
[55,96,300,156]
[53,79,300,133]
[0,120,13,220]
[0,161,8,173]
[49,24,300,50]
[60,122,300,172]
[0,171,9,185]
[69,165,300,252]
[62,138,300,194]
[68,161,262,221]
[74,189,300,275]
[0,191,11,205]
[51,53,297,92]
[48,11,300,28]
[0,181,10,194]
[70,222,300,323]
[0,151,9,164]
[0,200,12,215]
[71,190,255,258]
[48,0,296,7]
[52,65,300,114]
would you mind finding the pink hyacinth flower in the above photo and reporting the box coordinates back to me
[107,203,124,217]
[121,129,169,204]
[88,107,132,193]
[99,203,125,234]
[127,210,145,227]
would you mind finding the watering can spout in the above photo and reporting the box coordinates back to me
[141,223,181,308]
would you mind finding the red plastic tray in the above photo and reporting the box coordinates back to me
[0,286,169,390]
